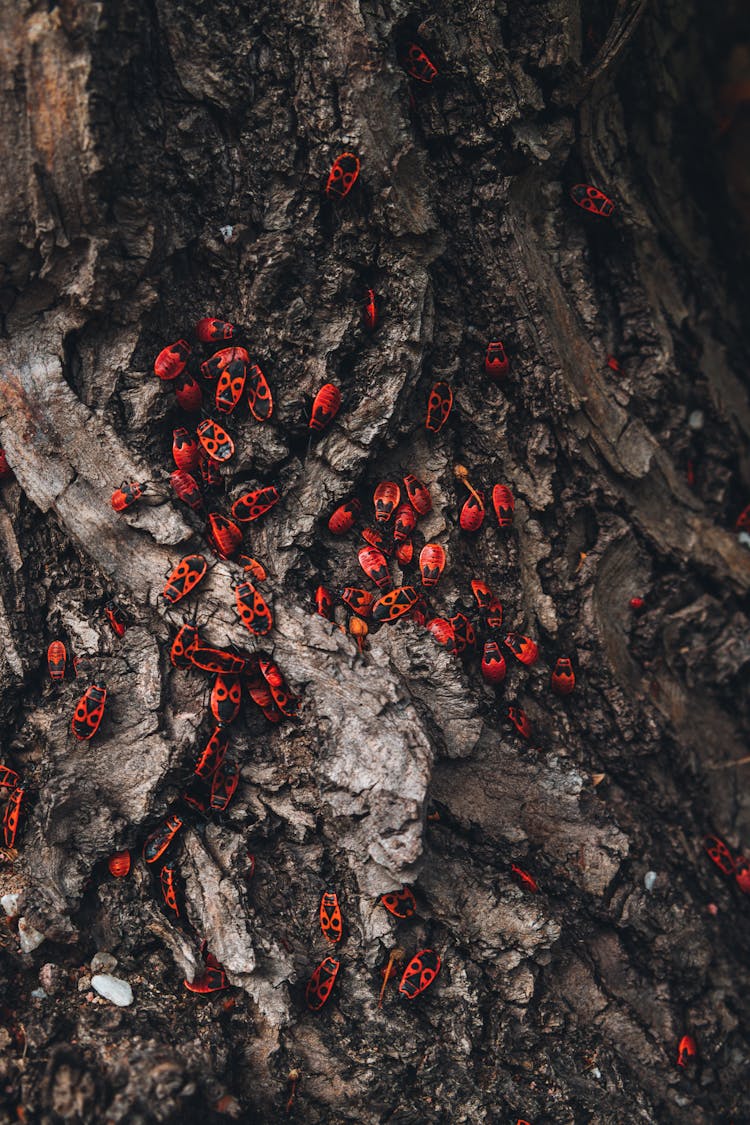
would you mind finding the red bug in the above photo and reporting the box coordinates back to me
[231,486,280,522]
[306,956,340,1010]
[341,587,374,618]
[485,341,509,379]
[258,657,300,717]
[185,950,227,994]
[210,673,242,726]
[399,949,440,999]
[104,601,127,638]
[199,453,222,490]
[403,474,432,515]
[47,640,67,681]
[207,512,243,559]
[143,814,183,864]
[551,657,575,695]
[734,856,750,894]
[108,850,131,877]
[163,554,208,604]
[3,787,24,848]
[492,484,514,527]
[505,633,539,666]
[374,481,401,523]
[111,481,144,512]
[358,545,392,589]
[419,543,446,587]
[0,450,12,480]
[71,682,107,741]
[310,384,341,431]
[172,428,200,471]
[247,364,274,422]
[235,580,273,636]
[427,616,455,649]
[170,623,200,669]
[393,503,416,541]
[196,317,235,343]
[195,727,229,779]
[201,346,249,381]
[630,596,645,610]
[703,835,736,876]
[380,886,417,919]
[460,491,486,532]
[676,1035,697,1067]
[197,418,235,463]
[361,526,392,555]
[328,499,361,535]
[606,355,621,372]
[0,765,20,789]
[154,339,191,381]
[189,644,247,676]
[174,372,203,413]
[467,581,494,619]
[160,864,180,916]
[245,673,281,723]
[325,152,360,199]
[570,183,615,217]
[170,469,204,512]
[210,758,240,811]
[481,641,507,685]
[425,381,453,433]
[239,555,268,582]
[736,503,750,531]
[215,358,247,414]
[320,891,343,943]
[396,539,414,566]
[372,586,419,624]
[450,612,476,655]
[363,289,378,331]
[511,864,539,894]
[315,586,334,621]
[507,706,531,739]
[403,43,438,83]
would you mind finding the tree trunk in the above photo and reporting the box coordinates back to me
[1,0,749,1121]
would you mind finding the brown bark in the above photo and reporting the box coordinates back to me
[0,0,749,1121]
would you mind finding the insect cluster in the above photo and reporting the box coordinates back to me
[1,41,743,1116]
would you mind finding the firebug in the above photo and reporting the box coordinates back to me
[419,543,446,587]
[154,340,190,381]
[196,318,234,343]
[328,499,361,535]
[108,850,131,877]
[485,341,508,379]
[320,891,343,943]
[3,787,24,848]
[172,428,200,472]
[231,486,280,522]
[143,814,183,864]
[399,949,440,999]
[403,474,432,514]
[197,418,235,462]
[47,641,67,681]
[71,682,107,741]
[570,184,615,217]
[380,886,417,919]
[111,481,144,512]
[325,152,360,199]
[374,481,400,522]
[425,382,453,433]
[306,956,340,1009]
[235,579,273,636]
[210,673,242,726]
[310,384,341,431]
[163,555,208,604]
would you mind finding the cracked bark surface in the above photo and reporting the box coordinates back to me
[1,0,749,1122]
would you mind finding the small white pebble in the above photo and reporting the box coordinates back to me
[31,988,47,999]
[18,917,45,953]
[91,973,134,1007]
[591,1067,602,1079]
[219,225,234,241]
[688,410,704,430]
[644,871,658,891]
[738,532,750,550]
[1,893,20,917]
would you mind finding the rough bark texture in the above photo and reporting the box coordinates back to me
[1,0,749,1122]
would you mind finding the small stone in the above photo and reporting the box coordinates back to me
[31,988,47,999]
[91,951,118,975]
[644,871,658,891]
[91,973,134,1007]
[219,225,234,242]
[1,893,20,917]
[39,963,66,995]
[687,410,704,430]
[18,917,45,953]
[77,975,92,993]
[738,532,750,550]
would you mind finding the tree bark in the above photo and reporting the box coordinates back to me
[1,0,749,1122]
